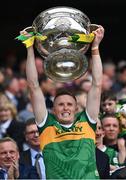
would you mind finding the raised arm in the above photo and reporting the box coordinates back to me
[86,25,104,121]
[19,28,48,125]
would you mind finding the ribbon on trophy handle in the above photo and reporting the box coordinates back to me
[68,33,94,43]
[68,24,99,43]
[15,26,47,48]
[15,25,98,48]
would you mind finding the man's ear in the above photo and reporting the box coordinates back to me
[102,129,105,138]
[25,134,29,142]
[52,107,55,114]
[75,105,79,113]
[17,151,20,160]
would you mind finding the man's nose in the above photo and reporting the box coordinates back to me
[63,104,68,109]
[109,125,114,130]
[105,105,109,109]
[6,152,12,158]
[34,131,39,137]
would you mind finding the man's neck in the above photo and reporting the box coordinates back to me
[30,145,40,152]
[105,139,117,146]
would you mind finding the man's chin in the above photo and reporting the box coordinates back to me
[59,119,73,124]
[4,163,12,169]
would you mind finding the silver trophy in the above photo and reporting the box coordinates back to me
[30,6,95,82]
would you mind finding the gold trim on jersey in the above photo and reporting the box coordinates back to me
[40,121,95,150]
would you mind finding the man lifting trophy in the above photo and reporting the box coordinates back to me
[16,6,105,179]
[16,6,100,82]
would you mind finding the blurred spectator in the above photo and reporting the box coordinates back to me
[3,76,20,108]
[35,56,44,79]
[103,60,116,81]
[0,101,25,152]
[18,76,27,93]
[112,65,126,93]
[39,74,56,111]
[72,71,92,93]
[79,79,92,93]
[17,76,30,111]
[3,76,28,112]
[101,113,126,165]
[100,90,118,115]
[102,74,113,92]
[75,91,87,112]
[18,102,34,123]
[116,88,126,100]
[0,137,39,179]
[101,113,121,151]
[96,119,119,173]
[4,67,14,77]
[20,118,46,179]
[0,92,10,105]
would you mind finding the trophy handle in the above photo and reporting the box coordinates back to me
[24,26,35,33]
[89,24,99,32]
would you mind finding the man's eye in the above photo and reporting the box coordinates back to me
[59,103,63,106]
[68,103,72,106]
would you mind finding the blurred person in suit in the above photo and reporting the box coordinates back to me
[0,137,39,179]
[20,117,46,179]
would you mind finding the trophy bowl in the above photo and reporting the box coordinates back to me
[32,6,92,82]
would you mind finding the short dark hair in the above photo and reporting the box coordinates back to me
[54,88,77,102]
[101,90,117,102]
[101,112,117,120]
[24,117,36,131]
[101,112,122,131]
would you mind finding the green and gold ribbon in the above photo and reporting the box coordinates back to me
[16,31,94,47]
[15,32,47,48]
[68,33,95,43]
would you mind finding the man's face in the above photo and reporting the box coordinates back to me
[25,124,40,148]
[53,95,77,124]
[101,99,117,114]
[9,78,20,94]
[0,141,19,170]
[102,117,120,141]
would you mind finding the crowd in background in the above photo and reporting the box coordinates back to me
[0,50,126,179]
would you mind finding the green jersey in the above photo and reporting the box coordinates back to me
[38,111,99,179]
[102,146,119,166]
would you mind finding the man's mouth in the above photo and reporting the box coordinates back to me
[61,112,70,118]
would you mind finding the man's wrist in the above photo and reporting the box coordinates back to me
[91,47,99,55]
[91,46,99,50]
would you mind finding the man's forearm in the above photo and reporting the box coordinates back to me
[26,46,39,90]
[91,48,103,87]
